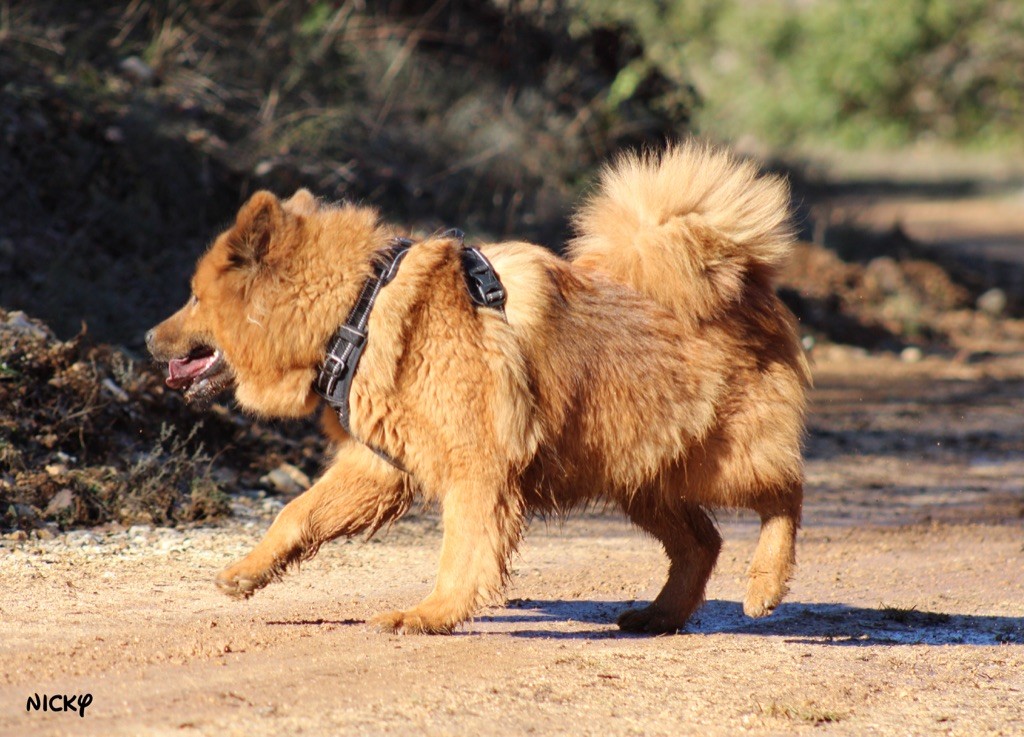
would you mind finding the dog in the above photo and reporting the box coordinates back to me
[147,142,810,634]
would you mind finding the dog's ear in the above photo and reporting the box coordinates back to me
[228,191,284,269]
[283,188,318,216]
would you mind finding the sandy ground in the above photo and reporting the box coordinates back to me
[1,349,1023,737]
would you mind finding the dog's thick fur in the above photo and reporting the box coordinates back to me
[148,142,810,634]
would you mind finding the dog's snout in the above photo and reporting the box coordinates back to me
[144,327,169,360]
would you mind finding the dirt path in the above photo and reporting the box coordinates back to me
[2,352,1023,737]
[836,191,1024,269]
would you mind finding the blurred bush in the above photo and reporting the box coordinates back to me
[571,0,1024,148]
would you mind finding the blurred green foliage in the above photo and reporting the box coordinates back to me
[571,0,1024,148]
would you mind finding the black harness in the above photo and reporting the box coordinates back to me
[313,230,506,470]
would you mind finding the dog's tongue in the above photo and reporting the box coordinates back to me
[166,353,218,389]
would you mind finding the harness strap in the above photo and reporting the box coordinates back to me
[313,238,412,469]
[313,232,506,472]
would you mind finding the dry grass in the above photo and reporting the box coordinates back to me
[0,308,318,531]
[756,700,849,725]
[0,0,683,345]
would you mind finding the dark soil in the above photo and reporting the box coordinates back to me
[0,308,326,531]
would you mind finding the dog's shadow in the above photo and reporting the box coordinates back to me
[477,598,1024,645]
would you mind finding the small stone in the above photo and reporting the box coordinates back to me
[900,346,923,363]
[66,530,99,545]
[34,527,56,541]
[819,344,868,363]
[4,530,28,542]
[120,55,155,84]
[211,466,239,486]
[864,257,904,295]
[260,464,310,495]
[976,288,1007,317]
[44,489,76,518]
[6,503,41,527]
[5,311,50,340]
[262,499,285,515]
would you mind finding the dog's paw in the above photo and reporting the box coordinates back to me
[743,577,788,618]
[215,561,274,600]
[616,605,685,634]
[370,608,455,635]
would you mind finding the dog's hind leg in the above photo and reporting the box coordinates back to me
[372,478,524,634]
[618,498,722,634]
[215,444,410,599]
[744,481,802,617]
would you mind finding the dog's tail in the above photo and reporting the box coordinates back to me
[567,141,794,321]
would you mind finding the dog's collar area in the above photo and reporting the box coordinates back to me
[314,230,506,471]
[313,237,412,421]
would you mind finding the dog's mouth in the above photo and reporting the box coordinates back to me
[165,345,234,407]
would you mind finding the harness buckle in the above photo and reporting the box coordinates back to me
[320,352,346,378]
[461,247,507,310]
[315,351,348,402]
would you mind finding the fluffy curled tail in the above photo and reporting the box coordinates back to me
[567,141,794,321]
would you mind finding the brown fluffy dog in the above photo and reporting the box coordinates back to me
[147,142,809,634]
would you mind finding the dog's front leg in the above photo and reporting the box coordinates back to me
[215,444,410,598]
[372,478,523,634]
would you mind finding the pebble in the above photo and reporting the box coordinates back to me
[211,466,240,486]
[5,311,50,340]
[976,288,1007,317]
[6,503,41,526]
[262,499,285,515]
[864,256,904,294]
[260,463,310,495]
[900,346,923,363]
[815,343,869,363]
[119,55,155,84]
[65,530,100,546]
[44,489,76,517]
[104,126,125,144]
[157,535,190,553]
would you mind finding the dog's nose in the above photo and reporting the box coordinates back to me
[144,329,156,354]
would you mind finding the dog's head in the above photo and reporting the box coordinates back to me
[147,188,382,417]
